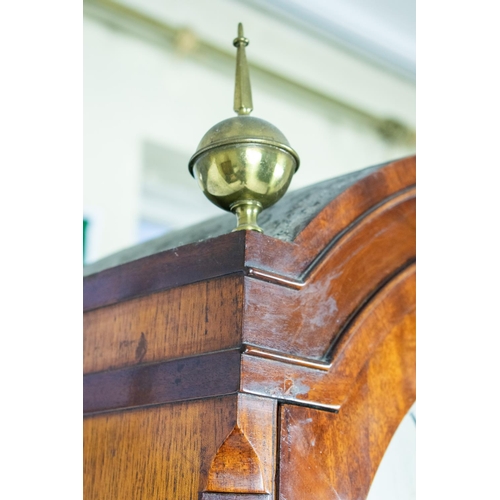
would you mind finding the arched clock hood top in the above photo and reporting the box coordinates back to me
[83,160,390,277]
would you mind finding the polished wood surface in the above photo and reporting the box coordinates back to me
[84,396,237,500]
[243,190,415,358]
[83,156,416,499]
[84,274,243,373]
[204,394,277,496]
[84,349,241,414]
[242,263,415,410]
[84,394,277,500]
[84,264,414,414]
[278,295,415,499]
[83,231,246,311]
[244,155,415,278]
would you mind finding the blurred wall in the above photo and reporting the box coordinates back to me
[83,0,415,262]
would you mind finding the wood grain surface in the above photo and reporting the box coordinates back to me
[241,264,415,410]
[83,157,415,312]
[84,231,246,311]
[243,189,415,358]
[204,394,277,495]
[84,157,415,377]
[84,396,238,500]
[277,291,416,499]
[83,157,416,499]
[84,275,243,374]
[201,494,270,499]
[84,264,414,414]
[84,394,277,500]
[84,349,241,414]
[244,156,415,277]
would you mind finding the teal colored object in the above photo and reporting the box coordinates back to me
[83,218,89,264]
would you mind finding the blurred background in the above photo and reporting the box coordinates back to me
[83,0,415,265]
[83,1,415,497]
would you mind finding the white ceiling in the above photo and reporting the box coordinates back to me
[241,0,416,80]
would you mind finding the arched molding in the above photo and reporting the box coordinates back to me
[241,264,416,410]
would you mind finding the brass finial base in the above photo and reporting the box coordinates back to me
[231,200,263,233]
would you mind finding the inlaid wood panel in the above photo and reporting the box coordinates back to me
[84,275,243,373]
[83,266,415,414]
[84,231,246,311]
[84,397,237,500]
[84,394,278,500]
[203,394,278,496]
[84,349,241,414]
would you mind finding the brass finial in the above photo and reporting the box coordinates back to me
[233,23,253,116]
[188,23,300,233]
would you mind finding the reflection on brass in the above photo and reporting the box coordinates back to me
[188,23,300,233]
[219,160,238,183]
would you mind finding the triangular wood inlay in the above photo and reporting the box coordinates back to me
[205,425,266,493]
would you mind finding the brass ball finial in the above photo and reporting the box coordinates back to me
[188,23,300,233]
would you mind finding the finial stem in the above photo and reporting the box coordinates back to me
[231,200,263,232]
[233,23,253,116]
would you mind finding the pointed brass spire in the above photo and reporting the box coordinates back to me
[233,23,253,116]
[188,23,300,234]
